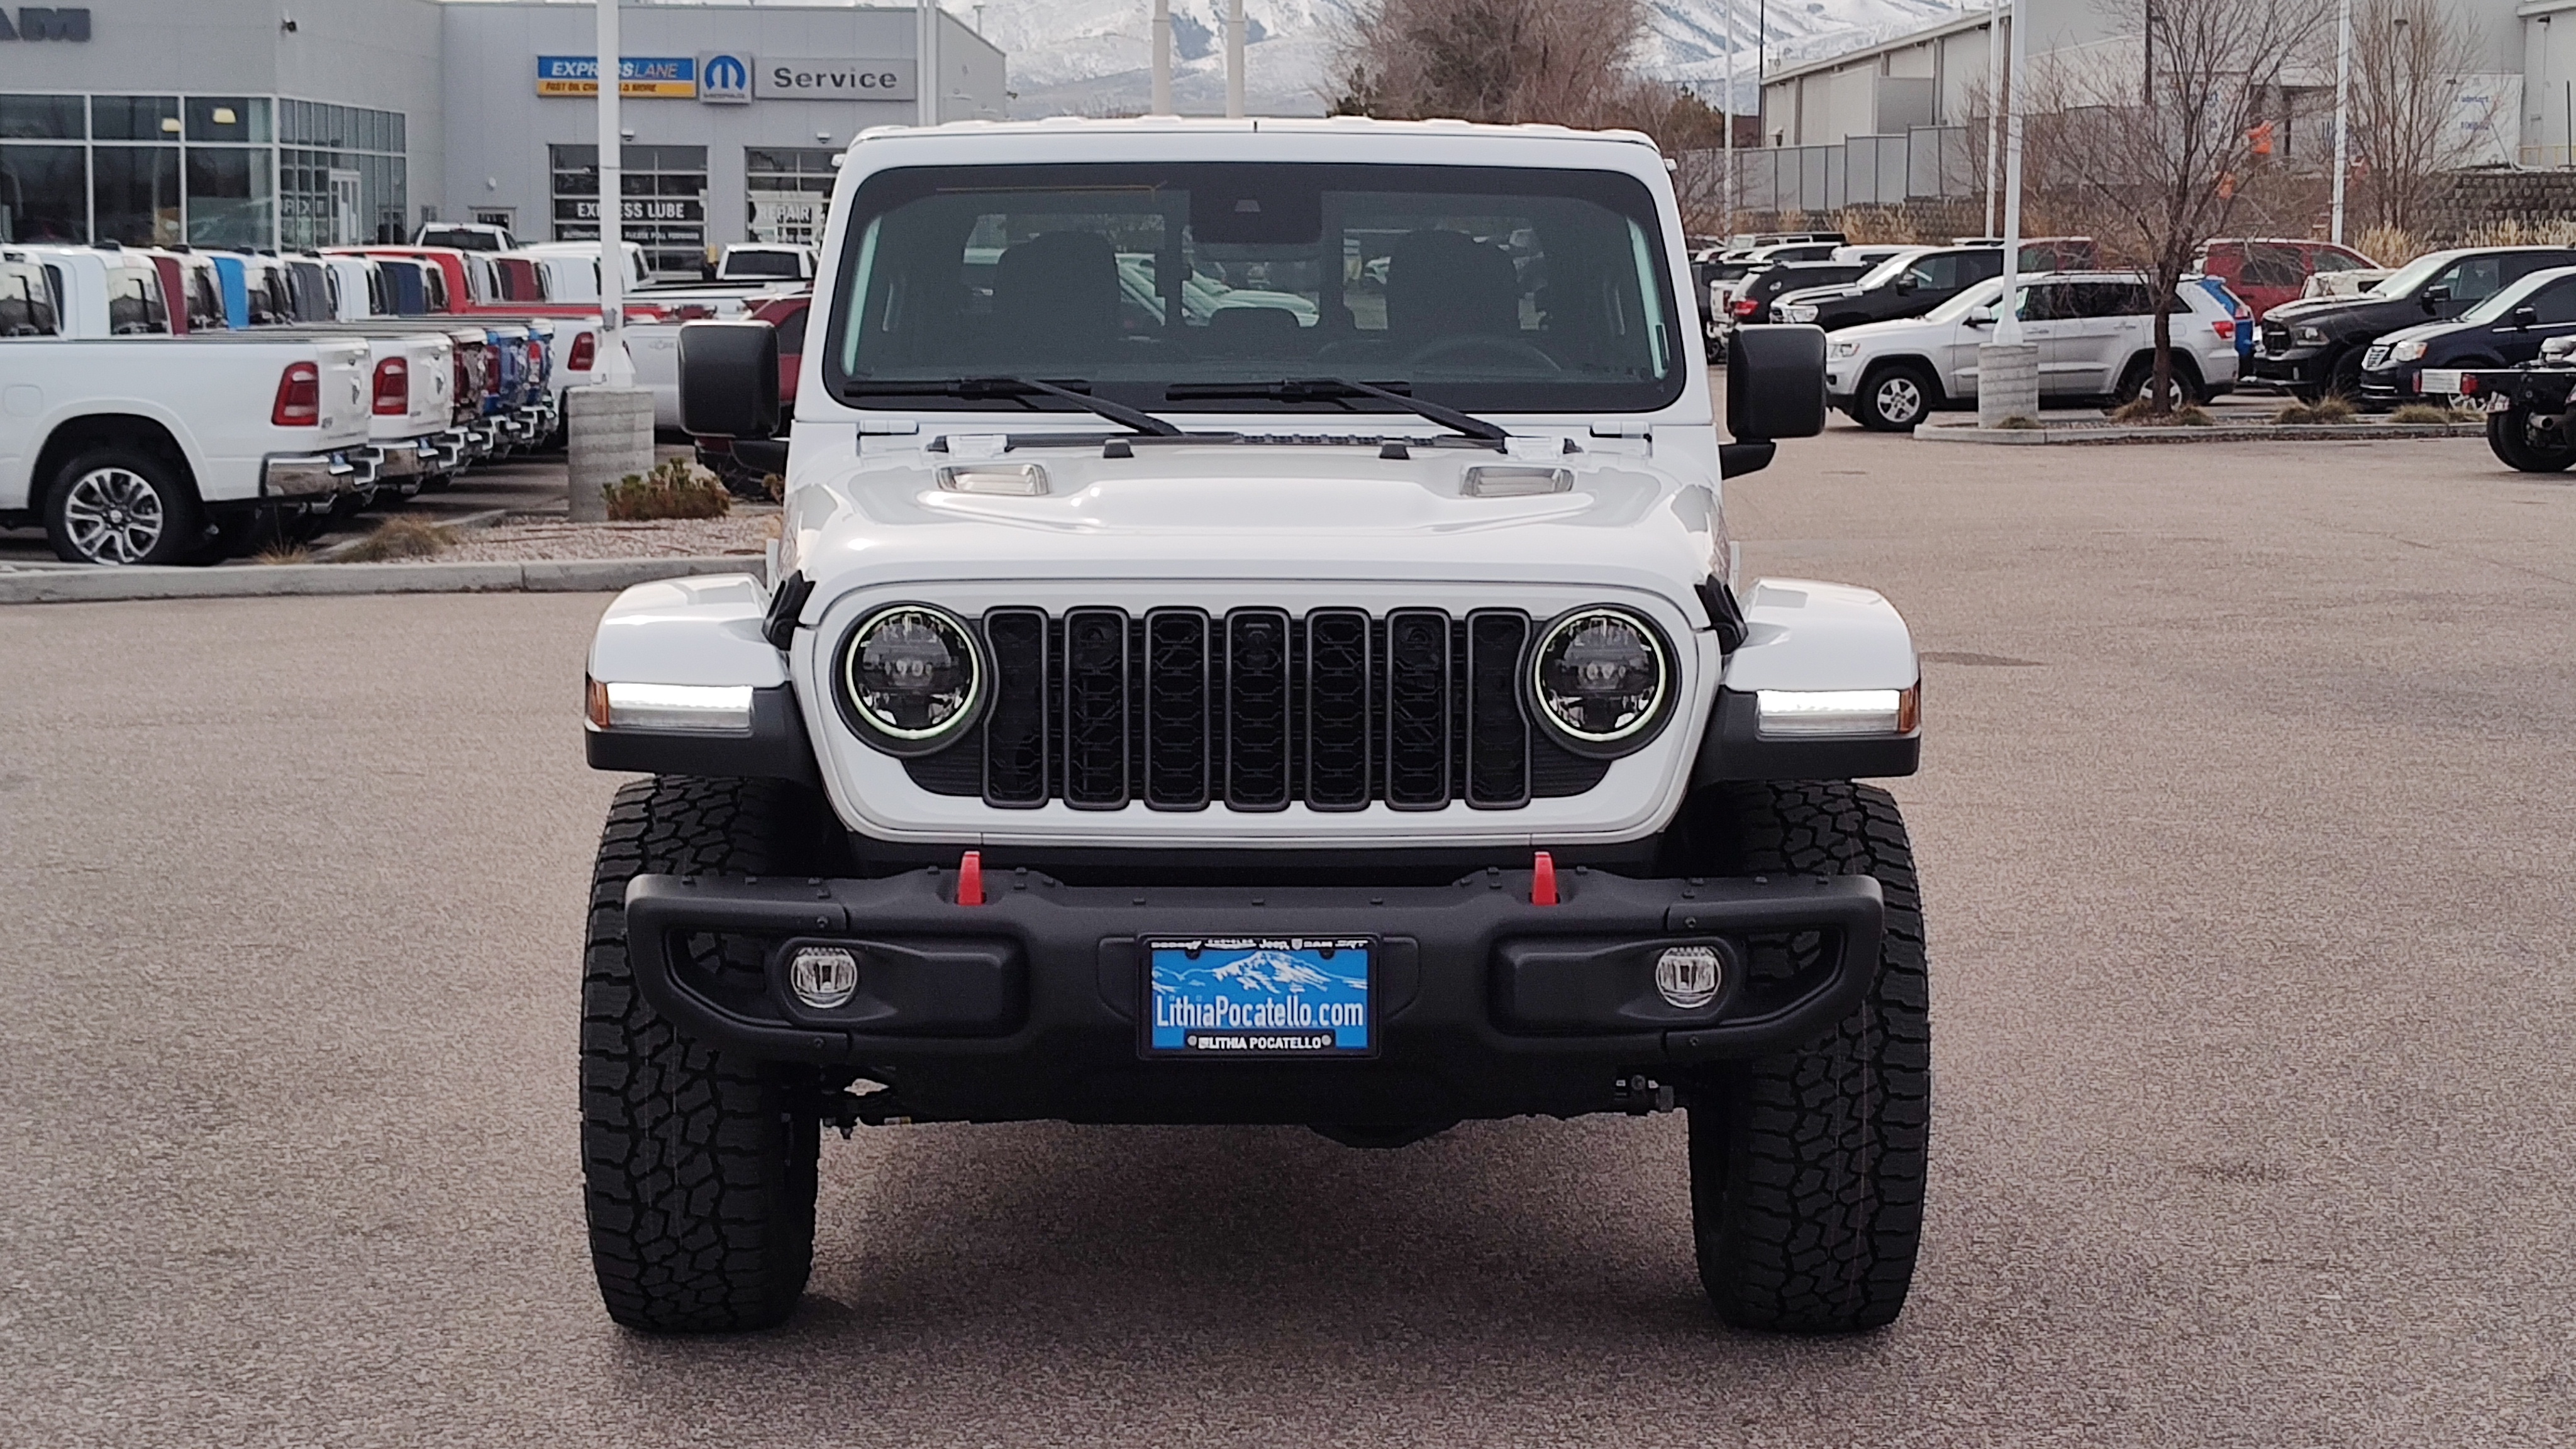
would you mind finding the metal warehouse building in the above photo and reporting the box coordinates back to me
[0,0,1005,276]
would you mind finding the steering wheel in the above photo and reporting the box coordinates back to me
[1401,334,1563,373]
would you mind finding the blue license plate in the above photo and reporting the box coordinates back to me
[1143,936,1375,1057]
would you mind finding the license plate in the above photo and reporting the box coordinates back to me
[1143,936,1375,1057]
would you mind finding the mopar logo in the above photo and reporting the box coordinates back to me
[699,51,752,104]
[0,7,91,41]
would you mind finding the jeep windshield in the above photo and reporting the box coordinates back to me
[823,162,1686,417]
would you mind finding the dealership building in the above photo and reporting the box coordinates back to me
[0,0,1005,275]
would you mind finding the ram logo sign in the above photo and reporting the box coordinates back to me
[0,7,92,41]
[698,52,752,105]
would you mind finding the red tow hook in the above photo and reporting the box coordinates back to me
[957,850,985,906]
[1531,850,1558,907]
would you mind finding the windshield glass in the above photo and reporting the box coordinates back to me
[728,250,804,278]
[824,162,1684,414]
[2370,252,2454,298]
[2458,268,2566,324]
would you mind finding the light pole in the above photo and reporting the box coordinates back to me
[567,0,652,525]
[1724,0,1736,238]
[1978,0,2040,428]
[1151,0,1173,115]
[1984,0,2003,236]
[2331,0,2351,243]
[1225,0,1246,118]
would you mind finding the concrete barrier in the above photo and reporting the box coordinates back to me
[0,556,758,606]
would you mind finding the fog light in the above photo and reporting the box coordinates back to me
[789,946,859,1009]
[1655,945,1724,1009]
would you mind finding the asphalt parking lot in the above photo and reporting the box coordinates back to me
[3,419,2572,1445]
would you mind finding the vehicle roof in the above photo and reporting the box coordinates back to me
[853,114,1658,148]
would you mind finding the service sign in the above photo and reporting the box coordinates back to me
[536,55,698,99]
[757,57,916,102]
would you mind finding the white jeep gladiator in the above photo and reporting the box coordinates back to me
[577,118,1928,1337]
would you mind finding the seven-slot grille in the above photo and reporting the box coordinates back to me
[903,607,1616,811]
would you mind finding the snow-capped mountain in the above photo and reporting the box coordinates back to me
[1154,950,1366,996]
[956,0,1975,118]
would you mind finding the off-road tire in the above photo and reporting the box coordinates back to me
[581,775,847,1333]
[1854,364,1936,431]
[1680,780,1929,1333]
[2485,407,2576,472]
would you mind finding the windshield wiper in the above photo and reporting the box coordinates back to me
[1165,377,1510,443]
[846,376,1182,436]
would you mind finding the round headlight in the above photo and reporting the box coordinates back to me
[1529,607,1672,753]
[837,604,985,754]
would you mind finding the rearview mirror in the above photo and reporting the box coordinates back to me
[677,320,780,438]
[1726,323,1827,442]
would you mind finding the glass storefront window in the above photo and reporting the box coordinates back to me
[551,144,705,277]
[186,147,273,248]
[185,97,270,144]
[93,145,181,245]
[91,96,179,142]
[0,144,87,242]
[1,96,85,140]
[747,147,838,245]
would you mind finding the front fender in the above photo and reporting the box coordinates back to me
[1697,577,1921,783]
[584,574,817,784]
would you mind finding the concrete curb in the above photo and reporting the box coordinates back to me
[1914,421,2487,445]
[0,555,760,606]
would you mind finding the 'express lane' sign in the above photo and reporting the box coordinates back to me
[757,58,916,102]
[536,56,697,99]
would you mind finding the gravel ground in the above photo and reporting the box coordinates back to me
[435,508,780,562]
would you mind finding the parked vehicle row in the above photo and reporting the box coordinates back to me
[0,240,609,564]
[2256,246,2576,402]
[1823,269,2245,430]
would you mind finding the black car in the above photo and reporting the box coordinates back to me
[2357,264,2576,404]
[1773,246,2006,331]
[2255,246,2576,399]
[1732,259,1874,326]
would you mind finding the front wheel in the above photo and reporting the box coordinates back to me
[2115,356,2202,409]
[1854,365,1935,431]
[581,775,848,1333]
[2486,407,2576,471]
[1680,781,1929,1333]
[43,447,201,566]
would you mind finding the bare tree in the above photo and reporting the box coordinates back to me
[1330,0,1658,130]
[2347,0,2481,234]
[2023,0,2332,415]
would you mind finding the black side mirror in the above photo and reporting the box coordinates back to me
[677,320,780,438]
[2420,284,2451,311]
[2510,304,2541,330]
[1728,324,1827,445]
[1893,276,1918,295]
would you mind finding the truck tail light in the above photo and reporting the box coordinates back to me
[567,330,596,372]
[372,357,409,414]
[272,362,321,426]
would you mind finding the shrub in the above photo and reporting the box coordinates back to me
[336,516,457,562]
[2109,397,2216,426]
[2275,396,2356,425]
[604,457,733,521]
[1990,414,2043,430]
[2389,402,2463,425]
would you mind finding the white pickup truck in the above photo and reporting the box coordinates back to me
[0,246,370,564]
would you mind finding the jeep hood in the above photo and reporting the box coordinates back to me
[780,441,1723,603]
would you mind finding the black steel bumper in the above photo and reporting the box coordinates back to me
[622,865,1884,1125]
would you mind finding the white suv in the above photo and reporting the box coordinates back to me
[1826,270,2242,430]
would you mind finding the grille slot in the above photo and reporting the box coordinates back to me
[981,608,1049,806]
[1383,609,1452,809]
[1465,610,1531,808]
[906,604,1626,811]
[1062,608,1130,808]
[1226,608,1292,810]
[1144,609,1211,809]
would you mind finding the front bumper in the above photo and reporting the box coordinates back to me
[622,865,1884,1125]
[2251,345,2328,386]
